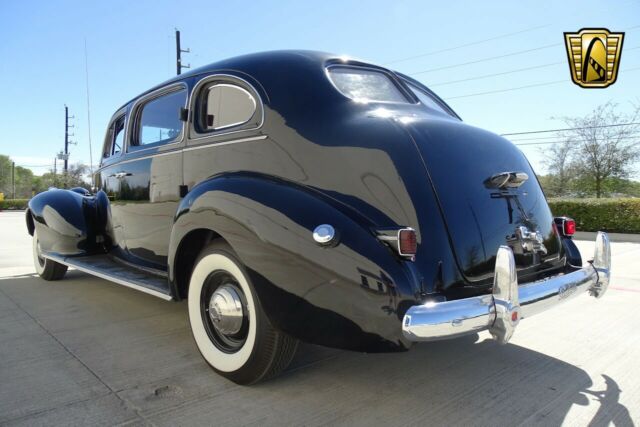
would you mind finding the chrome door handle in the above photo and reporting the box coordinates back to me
[109,172,132,179]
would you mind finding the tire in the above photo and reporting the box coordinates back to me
[32,230,68,281]
[188,241,298,385]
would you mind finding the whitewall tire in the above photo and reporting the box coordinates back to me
[188,242,298,384]
[32,230,67,281]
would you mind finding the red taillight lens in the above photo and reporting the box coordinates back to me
[398,228,417,256]
[563,218,576,236]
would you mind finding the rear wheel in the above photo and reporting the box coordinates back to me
[188,242,298,384]
[32,230,67,281]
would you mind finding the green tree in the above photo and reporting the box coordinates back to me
[552,102,640,198]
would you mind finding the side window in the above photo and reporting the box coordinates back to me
[199,84,257,132]
[406,82,453,116]
[133,88,187,149]
[102,115,125,158]
[112,117,124,155]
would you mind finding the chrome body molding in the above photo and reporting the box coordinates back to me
[402,232,611,343]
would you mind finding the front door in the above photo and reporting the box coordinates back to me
[114,83,189,269]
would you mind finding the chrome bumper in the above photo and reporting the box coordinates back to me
[402,232,611,344]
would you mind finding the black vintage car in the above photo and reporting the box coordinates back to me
[26,50,611,384]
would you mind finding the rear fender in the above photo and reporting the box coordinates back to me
[169,173,419,351]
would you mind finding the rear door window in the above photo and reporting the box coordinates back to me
[201,84,257,131]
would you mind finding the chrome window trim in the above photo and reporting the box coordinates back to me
[188,74,265,143]
[325,64,413,105]
[126,82,189,154]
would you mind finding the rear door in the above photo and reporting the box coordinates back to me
[115,82,189,269]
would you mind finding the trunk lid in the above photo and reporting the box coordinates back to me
[405,118,563,283]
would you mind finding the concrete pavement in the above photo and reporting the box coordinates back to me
[1,210,639,426]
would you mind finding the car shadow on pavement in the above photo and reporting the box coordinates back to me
[0,271,634,426]
[272,336,634,426]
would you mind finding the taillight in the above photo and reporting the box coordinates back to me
[398,228,417,257]
[554,217,576,237]
[563,218,576,236]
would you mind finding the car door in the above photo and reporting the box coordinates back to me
[96,110,127,249]
[114,82,189,269]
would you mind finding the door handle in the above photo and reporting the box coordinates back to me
[109,172,132,179]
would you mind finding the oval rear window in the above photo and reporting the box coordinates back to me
[328,67,408,103]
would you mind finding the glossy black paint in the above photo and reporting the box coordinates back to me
[27,50,571,352]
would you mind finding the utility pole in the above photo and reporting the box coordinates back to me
[53,157,57,187]
[175,29,190,75]
[63,105,75,188]
[11,161,15,199]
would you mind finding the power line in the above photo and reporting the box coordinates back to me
[511,132,640,142]
[445,79,565,100]
[407,27,639,77]
[429,62,564,87]
[382,25,550,65]
[409,43,558,75]
[515,135,640,146]
[443,66,640,100]
[501,122,640,137]
[428,46,639,87]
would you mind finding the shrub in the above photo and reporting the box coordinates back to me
[0,198,29,210]
[548,198,640,234]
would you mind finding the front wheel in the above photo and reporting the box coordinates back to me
[32,230,67,281]
[188,242,298,385]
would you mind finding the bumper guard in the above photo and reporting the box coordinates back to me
[402,232,611,344]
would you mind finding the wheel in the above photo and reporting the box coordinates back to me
[32,230,68,281]
[188,242,298,385]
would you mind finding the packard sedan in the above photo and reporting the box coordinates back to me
[26,50,611,384]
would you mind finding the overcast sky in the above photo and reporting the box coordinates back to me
[0,0,638,177]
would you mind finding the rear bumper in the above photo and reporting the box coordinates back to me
[402,232,611,344]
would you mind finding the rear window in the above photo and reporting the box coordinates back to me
[328,67,408,103]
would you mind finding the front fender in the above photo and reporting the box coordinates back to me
[27,189,109,256]
[169,173,420,351]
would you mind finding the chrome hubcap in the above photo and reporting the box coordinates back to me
[208,284,244,336]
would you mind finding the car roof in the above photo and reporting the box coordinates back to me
[118,50,340,110]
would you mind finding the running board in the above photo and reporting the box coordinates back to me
[43,253,173,301]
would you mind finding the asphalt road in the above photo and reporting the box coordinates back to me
[1,210,639,426]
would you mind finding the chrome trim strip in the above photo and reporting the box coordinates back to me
[183,135,267,152]
[95,135,266,173]
[97,148,182,169]
[43,253,173,301]
[402,232,611,343]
